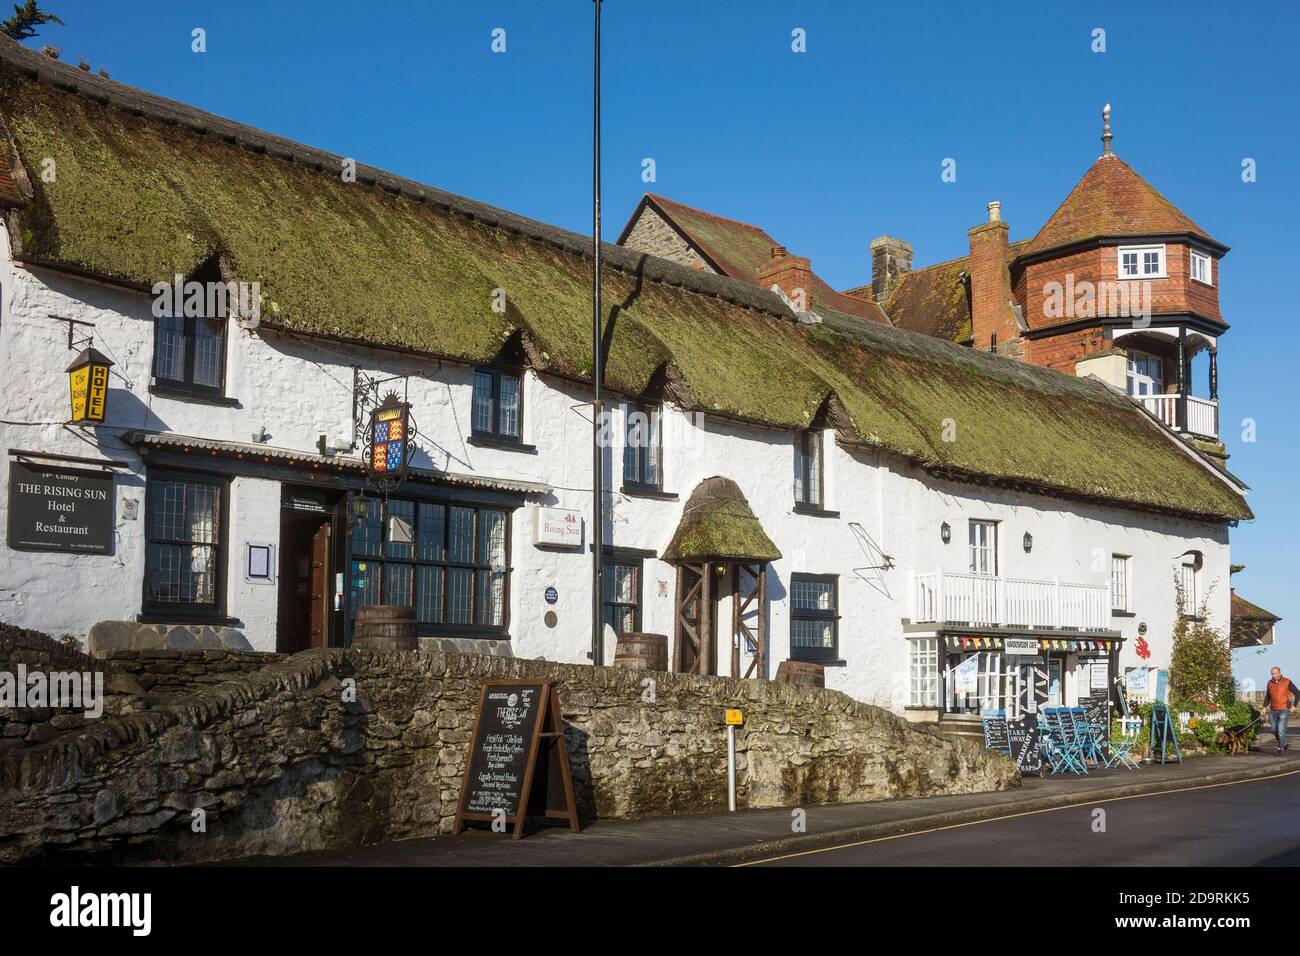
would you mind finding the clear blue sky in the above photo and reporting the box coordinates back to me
[28,1,1300,687]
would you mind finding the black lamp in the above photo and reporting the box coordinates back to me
[940,522,951,544]
[1023,531,1033,553]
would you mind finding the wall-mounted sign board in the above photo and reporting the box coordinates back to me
[533,507,583,549]
[7,460,114,555]
[453,680,579,840]
[1003,637,1040,656]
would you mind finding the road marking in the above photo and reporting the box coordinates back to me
[735,767,1300,866]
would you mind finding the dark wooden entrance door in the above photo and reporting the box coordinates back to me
[309,521,332,649]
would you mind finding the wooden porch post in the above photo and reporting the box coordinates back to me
[699,562,713,676]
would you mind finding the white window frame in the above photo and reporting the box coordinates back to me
[1179,560,1197,614]
[1117,243,1166,280]
[909,638,939,707]
[1110,554,1130,612]
[1126,349,1164,397]
[1190,249,1213,286]
[968,519,998,576]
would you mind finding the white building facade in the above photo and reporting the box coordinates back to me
[0,40,1251,726]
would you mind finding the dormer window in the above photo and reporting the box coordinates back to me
[1190,249,1213,286]
[153,314,227,397]
[794,430,823,509]
[1118,244,1166,280]
[471,367,522,442]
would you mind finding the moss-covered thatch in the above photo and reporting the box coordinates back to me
[0,42,1252,523]
[662,477,781,562]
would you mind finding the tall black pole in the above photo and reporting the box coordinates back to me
[590,0,605,666]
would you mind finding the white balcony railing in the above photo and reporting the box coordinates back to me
[910,569,1110,632]
[1139,394,1219,440]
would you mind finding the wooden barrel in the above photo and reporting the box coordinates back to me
[352,604,418,652]
[775,659,825,688]
[612,632,668,671]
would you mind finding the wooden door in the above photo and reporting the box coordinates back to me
[309,521,332,648]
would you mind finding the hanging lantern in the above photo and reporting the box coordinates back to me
[940,521,952,544]
[1022,531,1033,553]
[66,347,114,424]
[365,392,414,480]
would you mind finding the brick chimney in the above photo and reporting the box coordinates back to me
[758,245,816,313]
[870,236,913,301]
[967,201,1020,355]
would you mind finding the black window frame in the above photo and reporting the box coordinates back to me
[794,430,823,509]
[140,468,230,623]
[622,402,663,493]
[152,313,229,399]
[348,494,513,637]
[602,553,644,635]
[789,572,839,664]
[470,366,524,444]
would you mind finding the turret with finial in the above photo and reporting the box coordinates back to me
[1101,103,1114,157]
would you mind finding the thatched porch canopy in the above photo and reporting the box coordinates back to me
[662,477,781,564]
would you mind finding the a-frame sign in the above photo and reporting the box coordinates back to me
[453,680,580,840]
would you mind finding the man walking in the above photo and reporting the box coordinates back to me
[1263,667,1300,755]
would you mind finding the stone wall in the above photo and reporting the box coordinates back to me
[0,648,1017,864]
[87,620,254,655]
[96,648,284,698]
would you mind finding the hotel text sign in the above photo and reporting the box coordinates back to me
[7,461,114,555]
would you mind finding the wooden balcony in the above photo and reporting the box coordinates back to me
[909,570,1110,632]
[1139,393,1219,440]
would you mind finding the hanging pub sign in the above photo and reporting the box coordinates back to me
[365,392,413,479]
[7,460,114,554]
[66,347,114,424]
[453,680,580,840]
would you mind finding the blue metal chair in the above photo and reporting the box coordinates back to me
[1043,707,1089,774]
[1069,707,1107,768]
[1106,717,1143,770]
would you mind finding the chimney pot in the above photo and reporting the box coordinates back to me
[770,245,788,259]
[988,201,1001,222]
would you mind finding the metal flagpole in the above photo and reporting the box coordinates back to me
[590,0,605,666]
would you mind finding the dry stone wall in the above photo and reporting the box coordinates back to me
[0,648,1017,864]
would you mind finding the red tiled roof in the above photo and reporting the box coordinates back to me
[878,240,1029,342]
[1021,154,1217,258]
[631,194,889,324]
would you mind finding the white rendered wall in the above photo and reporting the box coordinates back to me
[0,229,1235,713]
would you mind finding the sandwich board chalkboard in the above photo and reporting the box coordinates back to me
[453,680,580,840]
[982,715,1010,753]
[1007,715,1042,777]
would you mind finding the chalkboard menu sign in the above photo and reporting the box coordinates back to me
[7,461,114,554]
[453,680,579,839]
[1080,693,1111,762]
[1007,715,1042,776]
[983,715,1010,753]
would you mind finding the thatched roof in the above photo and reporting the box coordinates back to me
[0,37,1250,523]
[662,477,781,563]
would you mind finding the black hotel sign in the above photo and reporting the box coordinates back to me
[7,461,114,555]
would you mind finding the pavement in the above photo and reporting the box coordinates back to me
[233,746,1300,868]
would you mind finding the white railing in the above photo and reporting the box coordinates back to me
[1139,394,1218,440]
[910,569,1110,631]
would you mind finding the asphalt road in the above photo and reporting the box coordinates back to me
[745,769,1300,866]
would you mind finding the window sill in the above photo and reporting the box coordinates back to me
[790,657,846,668]
[149,382,241,407]
[137,612,242,627]
[1112,609,1136,618]
[621,485,678,501]
[793,503,840,518]
[467,434,537,454]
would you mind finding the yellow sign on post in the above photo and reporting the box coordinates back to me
[724,708,744,726]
